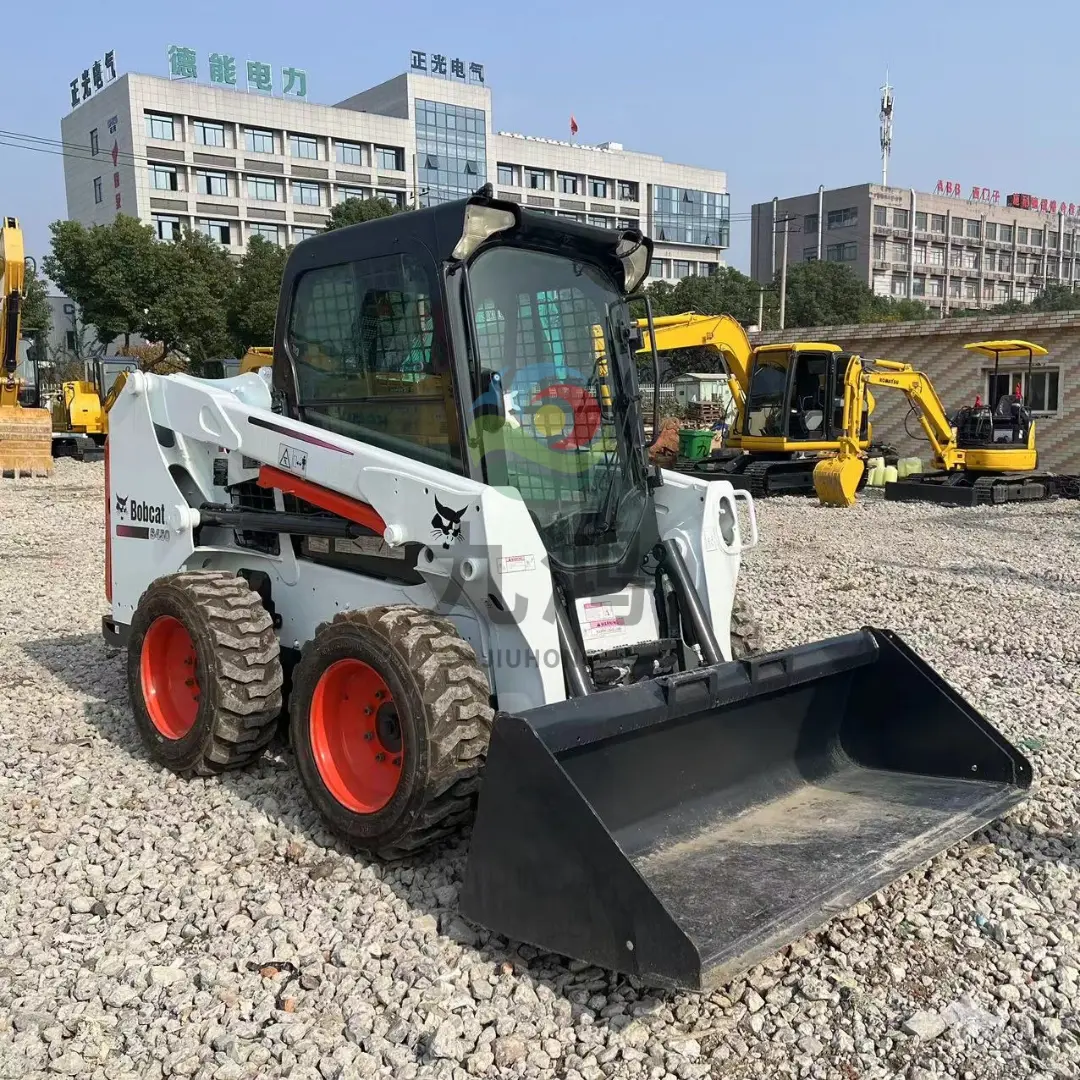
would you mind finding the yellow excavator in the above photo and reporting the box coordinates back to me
[0,217,53,478]
[635,312,889,497]
[814,340,1068,507]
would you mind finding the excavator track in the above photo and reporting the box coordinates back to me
[971,474,1054,506]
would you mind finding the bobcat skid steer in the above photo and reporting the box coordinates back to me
[102,190,1032,992]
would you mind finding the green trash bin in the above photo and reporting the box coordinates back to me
[678,428,714,462]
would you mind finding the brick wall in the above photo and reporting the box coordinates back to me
[747,313,1080,473]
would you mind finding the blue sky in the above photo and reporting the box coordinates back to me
[4,0,1074,278]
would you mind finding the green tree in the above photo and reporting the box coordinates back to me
[20,262,52,338]
[324,196,402,232]
[779,260,929,328]
[1030,282,1079,312]
[146,228,236,369]
[43,215,164,349]
[228,235,288,351]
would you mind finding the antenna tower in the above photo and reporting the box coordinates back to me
[880,70,894,187]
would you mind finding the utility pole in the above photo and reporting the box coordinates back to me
[775,214,797,331]
[757,288,764,330]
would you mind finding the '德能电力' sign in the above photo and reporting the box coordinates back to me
[167,45,308,99]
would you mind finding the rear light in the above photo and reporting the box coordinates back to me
[104,439,112,603]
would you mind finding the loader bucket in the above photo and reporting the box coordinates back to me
[0,405,53,477]
[459,628,1032,992]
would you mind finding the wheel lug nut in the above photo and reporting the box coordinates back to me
[363,706,372,715]
[374,690,385,700]
[363,731,374,741]
[375,752,386,763]
[392,756,401,767]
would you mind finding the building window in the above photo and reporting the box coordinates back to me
[153,214,180,241]
[150,164,179,191]
[949,248,962,267]
[965,219,980,239]
[197,170,229,196]
[1017,227,1028,245]
[146,113,175,141]
[336,141,367,166]
[826,242,857,262]
[1049,230,1060,248]
[650,258,668,278]
[985,223,997,241]
[912,275,925,296]
[929,244,945,266]
[892,208,909,229]
[90,129,99,156]
[804,213,818,234]
[999,253,1013,272]
[615,217,639,230]
[93,177,102,204]
[962,249,979,270]
[293,180,321,206]
[589,178,609,199]
[1048,257,1059,277]
[1065,234,1073,252]
[194,120,226,147]
[526,169,548,190]
[873,205,888,226]
[700,262,718,276]
[249,223,280,245]
[964,280,977,300]
[891,241,909,262]
[197,219,233,245]
[949,278,961,298]
[376,190,404,208]
[914,211,927,231]
[987,368,1060,414]
[828,207,858,229]
[336,185,369,203]
[497,163,516,186]
[244,127,275,154]
[375,145,404,171]
[288,251,460,468]
[653,186,731,248]
[560,174,580,195]
[804,246,818,261]
[618,181,638,202]
[587,214,611,228]
[928,277,943,297]
[930,214,946,234]
[1000,224,1014,243]
[913,242,927,264]
[247,176,277,201]
[952,217,964,236]
[288,133,318,160]
[891,276,907,297]
[672,260,693,278]
[1030,228,1044,247]
[873,238,886,260]
[414,99,487,205]
[65,331,77,352]
[293,226,319,242]
[1030,258,1043,276]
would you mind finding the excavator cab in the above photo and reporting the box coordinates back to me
[955,340,1042,458]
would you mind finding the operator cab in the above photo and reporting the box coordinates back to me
[741,345,868,443]
[954,339,1045,450]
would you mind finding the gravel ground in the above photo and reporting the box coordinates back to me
[1,459,1078,1080]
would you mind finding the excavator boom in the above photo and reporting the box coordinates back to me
[0,216,52,478]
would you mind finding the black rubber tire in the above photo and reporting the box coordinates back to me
[127,570,284,776]
[289,604,493,859]
[730,592,766,660]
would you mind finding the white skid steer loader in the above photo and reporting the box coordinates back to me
[102,189,1032,992]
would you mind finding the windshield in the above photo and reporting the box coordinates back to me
[465,245,649,571]
[742,355,788,436]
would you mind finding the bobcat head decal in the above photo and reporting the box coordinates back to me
[114,494,129,517]
[431,496,467,550]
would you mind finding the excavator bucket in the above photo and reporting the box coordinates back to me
[813,455,865,507]
[459,628,1032,992]
[0,405,53,477]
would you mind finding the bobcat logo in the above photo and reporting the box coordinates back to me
[114,494,129,517]
[430,496,467,550]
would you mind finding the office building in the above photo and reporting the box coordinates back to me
[750,182,1080,314]
[60,52,730,282]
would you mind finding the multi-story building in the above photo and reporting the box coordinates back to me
[750,182,1080,314]
[60,65,730,282]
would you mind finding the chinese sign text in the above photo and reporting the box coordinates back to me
[70,50,117,109]
[409,51,484,84]
[167,45,307,98]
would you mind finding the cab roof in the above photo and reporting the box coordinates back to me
[963,339,1048,359]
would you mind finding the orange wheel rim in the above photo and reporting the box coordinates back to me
[310,658,403,814]
[140,615,200,739]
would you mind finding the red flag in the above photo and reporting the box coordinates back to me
[570,115,578,136]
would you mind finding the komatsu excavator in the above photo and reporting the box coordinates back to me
[813,341,1068,507]
[103,189,1032,991]
[635,312,887,496]
[0,217,53,477]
